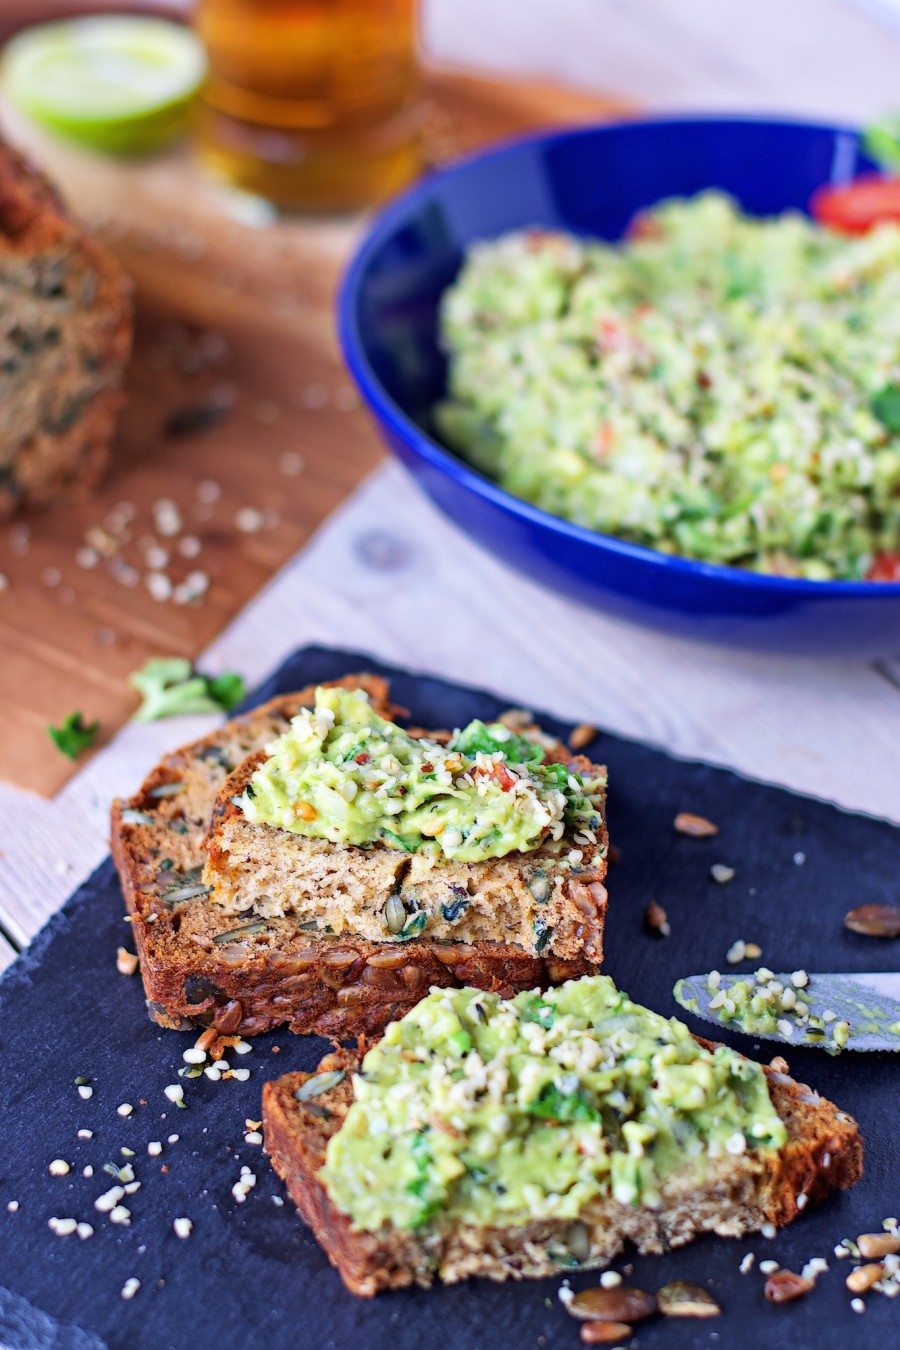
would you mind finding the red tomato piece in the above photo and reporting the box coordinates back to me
[474,763,518,791]
[810,174,900,234]
[865,551,900,582]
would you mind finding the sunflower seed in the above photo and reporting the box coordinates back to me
[212,920,268,944]
[162,884,211,904]
[528,871,552,904]
[120,809,154,826]
[384,894,406,934]
[148,782,184,799]
[566,1221,591,1263]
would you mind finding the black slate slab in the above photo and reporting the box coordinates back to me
[0,645,897,1350]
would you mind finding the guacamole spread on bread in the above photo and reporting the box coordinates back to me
[320,976,787,1232]
[241,687,603,864]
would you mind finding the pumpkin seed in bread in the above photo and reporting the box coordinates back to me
[204,685,608,962]
[263,977,863,1296]
[111,675,607,1040]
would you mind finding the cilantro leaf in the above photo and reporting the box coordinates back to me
[130,657,246,722]
[450,719,542,766]
[48,711,99,760]
[520,994,556,1029]
[871,383,900,433]
[527,1081,601,1124]
[205,671,245,712]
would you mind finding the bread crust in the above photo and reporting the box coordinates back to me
[111,675,605,1040]
[0,139,132,515]
[262,1049,863,1297]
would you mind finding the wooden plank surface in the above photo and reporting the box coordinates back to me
[0,67,626,796]
[3,460,898,950]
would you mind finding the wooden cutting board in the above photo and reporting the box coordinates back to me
[0,67,627,795]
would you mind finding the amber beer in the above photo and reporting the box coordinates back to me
[196,0,420,212]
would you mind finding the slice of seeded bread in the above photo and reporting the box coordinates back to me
[203,741,608,963]
[262,1048,863,1298]
[111,676,606,1040]
[0,139,131,516]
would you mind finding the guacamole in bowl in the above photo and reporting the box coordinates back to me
[437,192,899,582]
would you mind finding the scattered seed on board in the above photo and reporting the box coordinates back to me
[116,947,139,976]
[173,1217,193,1239]
[580,1324,632,1345]
[710,863,735,883]
[846,1264,886,1293]
[568,723,597,751]
[120,1278,140,1300]
[565,1286,657,1323]
[844,904,900,938]
[858,1233,900,1259]
[656,1281,721,1318]
[644,900,670,937]
[764,1269,814,1303]
[674,811,719,838]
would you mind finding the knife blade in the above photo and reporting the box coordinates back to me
[673,970,900,1053]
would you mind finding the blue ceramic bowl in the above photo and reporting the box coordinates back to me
[339,117,900,655]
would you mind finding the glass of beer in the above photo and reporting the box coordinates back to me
[195,0,421,213]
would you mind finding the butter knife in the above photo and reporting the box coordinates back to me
[673,970,900,1053]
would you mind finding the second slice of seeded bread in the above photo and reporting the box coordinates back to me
[203,741,608,963]
[262,1048,863,1297]
[111,675,607,1040]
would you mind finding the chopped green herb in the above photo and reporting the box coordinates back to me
[871,383,900,433]
[527,1081,601,1124]
[381,829,420,853]
[130,657,245,722]
[406,1130,442,1228]
[48,711,99,760]
[520,994,556,1029]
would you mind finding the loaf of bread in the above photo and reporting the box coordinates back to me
[0,138,131,516]
[263,983,863,1297]
[111,676,607,1041]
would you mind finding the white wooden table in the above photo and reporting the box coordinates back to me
[1,0,900,972]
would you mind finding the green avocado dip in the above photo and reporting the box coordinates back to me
[319,976,787,1233]
[437,191,900,580]
[240,686,604,864]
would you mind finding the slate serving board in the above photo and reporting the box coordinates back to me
[0,646,896,1350]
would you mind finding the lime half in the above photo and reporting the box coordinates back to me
[2,16,207,156]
